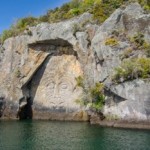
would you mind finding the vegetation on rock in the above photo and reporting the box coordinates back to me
[14,68,21,78]
[0,0,150,43]
[132,33,145,47]
[89,83,105,111]
[112,58,150,83]
[129,33,150,57]
[120,48,133,60]
[105,114,119,121]
[143,43,150,57]
[0,17,38,42]
[75,76,105,111]
[105,37,119,46]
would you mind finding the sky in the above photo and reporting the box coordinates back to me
[0,0,70,34]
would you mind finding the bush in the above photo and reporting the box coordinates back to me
[90,83,105,111]
[1,0,149,42]
[0,16,39,43]
[106,114,119,121]
[129,33,150,57]
[132,32,145,48]
[69,0,80,8]
[112,58,150,82]
[75,76,84,87]
[75,77,105,111]
[16,17,38,30]
[105,37,119,46]
[143,43,150,57]
[38,15,49,22]
[14,68,21,78]
[0,29,15,43]
[91,0,125,23]
[120,48,133,59]
[138,0,150,13]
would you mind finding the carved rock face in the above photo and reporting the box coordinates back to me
[46,77,74,106]
[30,55,83,112]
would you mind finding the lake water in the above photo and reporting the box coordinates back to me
[0,121,150,150]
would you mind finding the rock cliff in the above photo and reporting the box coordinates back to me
[0,3,149,121]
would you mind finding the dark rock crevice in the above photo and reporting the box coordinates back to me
[17,96,32,120]
[104,86,127,106]
[0,97,6,118]
[28,38,73,47]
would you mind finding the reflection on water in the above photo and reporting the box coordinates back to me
[0,121,150,150]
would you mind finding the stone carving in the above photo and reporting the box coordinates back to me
[46,77,74,106]
[30,54,83,112]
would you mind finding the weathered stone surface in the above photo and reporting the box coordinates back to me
[92,3,150,83]
[0,3,149,122]
[90,3,150,122]
[0,12,96,120]
[76,32,89,52]
[32,110,89,121]
[104,79,150,121]
[30,55,83,112]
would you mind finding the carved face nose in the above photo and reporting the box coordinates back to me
[53,85,60,98]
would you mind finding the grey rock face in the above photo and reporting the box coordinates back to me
[92,3,150,83]
[0,3,149,121]
[76,32,89,52]
[0,13,94,120]
[104,79,150,121]
[91,3,150,121]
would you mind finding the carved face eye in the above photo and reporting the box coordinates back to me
[48,82,55,89]
[60,83,68,89]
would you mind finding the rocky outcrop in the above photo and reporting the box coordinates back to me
[91,3,150,121]
[92,3,150,83]
[0,3,149,122]
[0,12,96,120]
[104,79,150,121]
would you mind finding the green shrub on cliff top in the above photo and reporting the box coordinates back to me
[0,0,149,42]
[0,16,39,42]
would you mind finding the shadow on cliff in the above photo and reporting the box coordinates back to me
[20,55,51,118]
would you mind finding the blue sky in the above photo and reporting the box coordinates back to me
[0,0,70,34]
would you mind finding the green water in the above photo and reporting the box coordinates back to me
[0,121,150,150]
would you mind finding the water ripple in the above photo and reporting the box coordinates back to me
[0,121,150,150]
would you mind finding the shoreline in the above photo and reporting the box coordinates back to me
[92,120,150,130]
[0,117,150,130]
